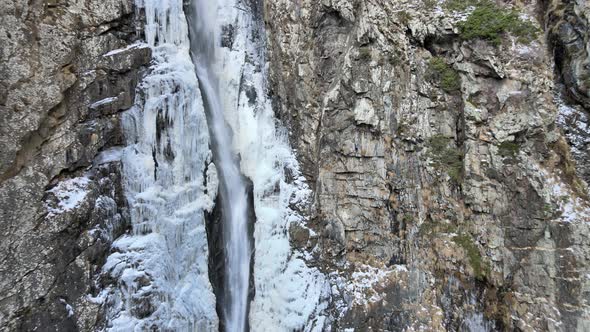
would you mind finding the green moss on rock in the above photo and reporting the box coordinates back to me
[418,220,457,237]
[498,141,519,158]
[428,135,464,182]
[402,214,414,223]
[458,2,539,45]
[452,233,489,280]
[397,10,411,25]
[427,57,461,92]
[358,47,372,61]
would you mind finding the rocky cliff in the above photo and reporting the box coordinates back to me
[264,0,590,330]
[0,0,149,330]
[545,0,590,185]
[1,0,590,331]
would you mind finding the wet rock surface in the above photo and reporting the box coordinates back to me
[0,0,149,330]
[545,0,590,108]
[547,0,590,187]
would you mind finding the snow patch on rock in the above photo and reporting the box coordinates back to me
[59,298,75,318]
[329,264,404,319]
[45,177,91,216]
[550,180,590,223]
[102,42,147,57]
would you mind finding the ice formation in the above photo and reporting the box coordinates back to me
[187,0,251,330]
[211,1,330,330]
[102,0,218,330]
[101,0,330,330]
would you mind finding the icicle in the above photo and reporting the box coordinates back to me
[103,0,218,330]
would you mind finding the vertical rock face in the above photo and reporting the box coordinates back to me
[546,0,590,185]
[545,0,590,108]
[264,0,590,330]
[0,0,149,330]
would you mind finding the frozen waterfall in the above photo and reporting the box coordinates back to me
[186,0,251,331]
[102,0,218,330]
[102,0,330,331]
[190,0,331,330]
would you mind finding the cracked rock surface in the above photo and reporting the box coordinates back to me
[0,1,149,330]
[264,0,590,330]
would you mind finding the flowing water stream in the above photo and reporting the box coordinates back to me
[106,0,326,330]
[187,1,251,331]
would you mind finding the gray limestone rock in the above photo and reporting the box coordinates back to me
[0,0,149,330]
[264,0,590,330]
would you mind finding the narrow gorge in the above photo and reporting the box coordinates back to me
[1,0,590,331]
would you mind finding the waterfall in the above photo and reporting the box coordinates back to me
[189,1,332,331]
[103,0,330,330]
[186,1,252,331]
